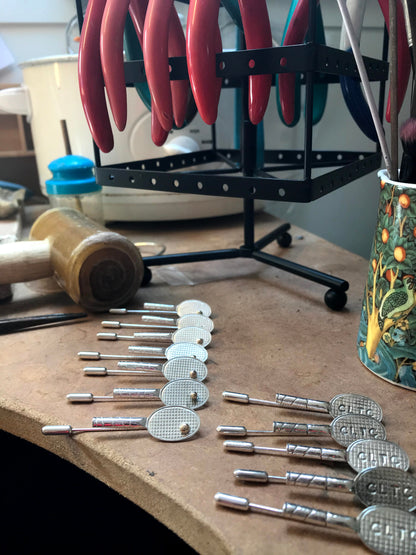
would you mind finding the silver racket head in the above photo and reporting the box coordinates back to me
[160,379,209,410]
[177,314,214,332]
[329,414,386,447]
[172,326,211,347]
[329,393,383,421]
[165,342,208,362]
[177,299,211,317]
[346,439,410,473]
[163,357,208,382]
[146,405,200,441]
[355,467,416,511]
[358,505,416,555]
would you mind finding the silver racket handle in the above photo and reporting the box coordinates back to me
[282,502,356,531]
[234,470,353,493]
[92,416,147,428]
[129,345,165,354]
[113,388,159,400]
[216,423,330,437]
[144,302,175,310]
[272,422,330,436]
[286,443,346,462]
[214,493,356,532]
[275,394,329,414]
[223,441,346,463]
[284,472,353,492]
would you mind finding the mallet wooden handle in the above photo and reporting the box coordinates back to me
[0,239,52,284]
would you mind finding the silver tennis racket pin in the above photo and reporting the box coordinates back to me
[217,414,386,447]
[78,342,208,362]
[109,299,211,317]
[97,326,212,347]
[222,391,383,421]
[223,438,410,473]
[215,493,416,555]
[67,379,209,410]
[42,405,200,442]
[233,466,416,511]
[84,357,208,382]
[102,313,214,332]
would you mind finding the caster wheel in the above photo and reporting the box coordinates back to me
[277,231,292,248]
[141,266,152,286]
[324,289,347,311]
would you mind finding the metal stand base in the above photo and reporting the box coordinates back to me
[142,200,349,311]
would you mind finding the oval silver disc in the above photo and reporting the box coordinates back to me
[163,357,208,382]
[358,505,416,555]
[165,342,208,362]
[172,326,211,347]
[177,299,212,317]
[355,467,416,511]
[347,439,410,473]
[160,379,209,410]
[329,393,383,421]
[146,405,200,442]
[177,314,214,332]
[330,414,386,447]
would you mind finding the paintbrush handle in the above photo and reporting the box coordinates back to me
[0,312,87,334]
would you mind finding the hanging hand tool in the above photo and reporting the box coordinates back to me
[78,0,114,152]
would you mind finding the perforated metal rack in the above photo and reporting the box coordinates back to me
[76,1,388,310]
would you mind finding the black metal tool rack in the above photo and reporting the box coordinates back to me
[76,1,388,310]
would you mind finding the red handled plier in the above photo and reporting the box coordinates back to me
[186,0,223,125]
[78,0,114,153]
[237,0,273,125]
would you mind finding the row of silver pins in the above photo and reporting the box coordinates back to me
[42,299,214,442]
[215,388,416,555]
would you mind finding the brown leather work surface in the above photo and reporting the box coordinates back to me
[1,209,414,554]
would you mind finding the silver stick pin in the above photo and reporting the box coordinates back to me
[223,438,410,473]
[222,391,383,421]
[233,466,416,511]
[78,342,208,362]
[97,326,211,347]
[42,406,200,442]
[67,379,209,410]
[215,493,416,555]
[217,414,386,447]
[102,313,214,332]
[83,357,208,382]
[109,299,211,317]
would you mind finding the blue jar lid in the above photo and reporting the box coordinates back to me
[45,155,101,195]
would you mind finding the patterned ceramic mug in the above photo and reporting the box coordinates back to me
[357,169,416,390]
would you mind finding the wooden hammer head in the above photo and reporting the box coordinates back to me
[30,208,145,311]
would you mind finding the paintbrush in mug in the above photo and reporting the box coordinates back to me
[399,117,416,183]
[401,0,416,117]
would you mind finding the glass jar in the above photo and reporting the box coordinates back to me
[45,155,104,224]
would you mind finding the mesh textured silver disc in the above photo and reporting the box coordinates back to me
[330,414,386,447]
[329,393,383,421]
[146,406,200,441]
[160,379,209,409]
[177,314,214,332]
[163,358,208,381]
[177,300,211,317]
[165,342,208,361]
[359,506,416,555]
[355,467,416,511]
[347,439,410,473]
[173,327,211,347]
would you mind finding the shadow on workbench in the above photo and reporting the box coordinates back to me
[0,430,197,554]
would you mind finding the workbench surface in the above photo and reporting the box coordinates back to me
[1,208,414,554]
